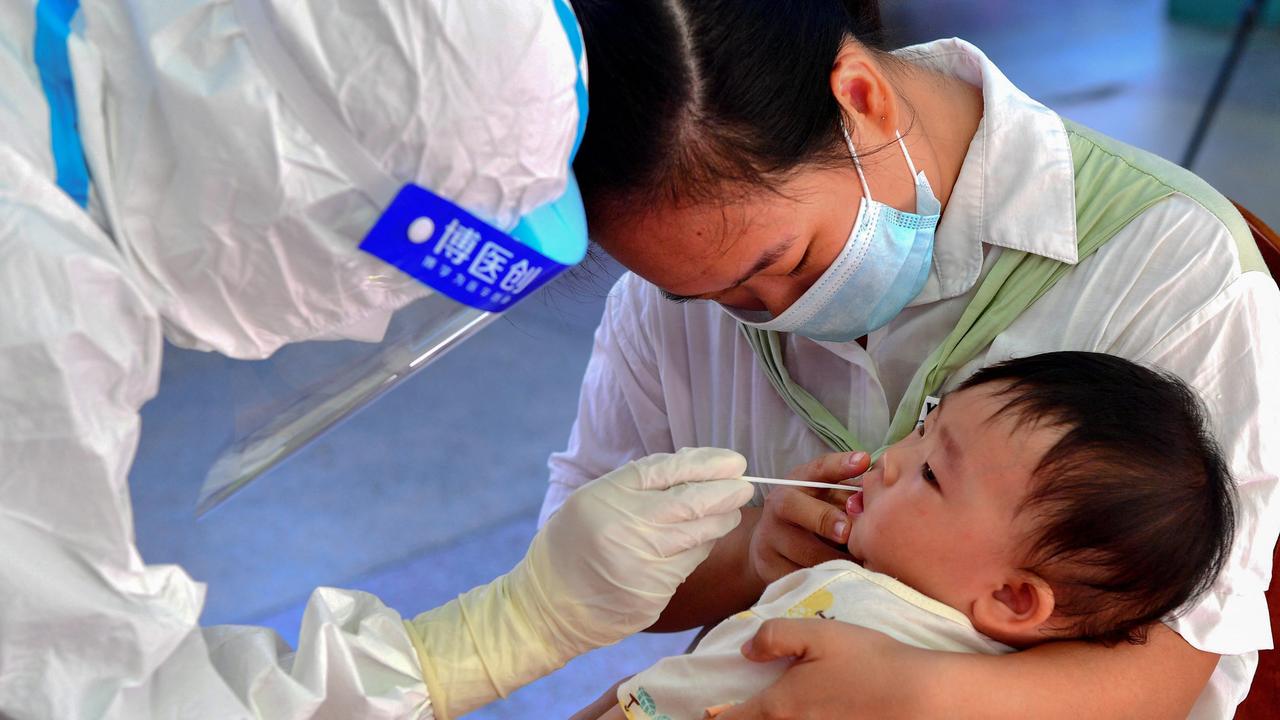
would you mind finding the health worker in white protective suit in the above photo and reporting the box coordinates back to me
[0,1,756,718]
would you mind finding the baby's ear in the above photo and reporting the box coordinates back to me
[972,571,1056,647]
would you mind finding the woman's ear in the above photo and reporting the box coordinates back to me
[971,572,1056,646]
[829,41,897,144]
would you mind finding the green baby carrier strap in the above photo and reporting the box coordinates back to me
[742,118,1265,456]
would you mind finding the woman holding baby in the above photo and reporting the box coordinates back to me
[550,0,1279,717]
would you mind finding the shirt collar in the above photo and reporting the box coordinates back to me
[897,38,1078,306]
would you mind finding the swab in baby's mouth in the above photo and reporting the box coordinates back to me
[743,476,864,492]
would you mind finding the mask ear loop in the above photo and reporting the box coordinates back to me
[840,119,874,202]
[894,129,921,180]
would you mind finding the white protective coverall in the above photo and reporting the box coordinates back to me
[0,1,755,718]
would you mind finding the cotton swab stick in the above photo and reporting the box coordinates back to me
[742,476,863,492]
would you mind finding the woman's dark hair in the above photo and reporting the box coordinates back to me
[959,352,1237,646]
[569,0,888,211]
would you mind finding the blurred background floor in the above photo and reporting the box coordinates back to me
[130,1,1278,717]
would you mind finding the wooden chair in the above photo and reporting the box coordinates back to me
[1234,201,1279,719]
[1237,203,1280,278]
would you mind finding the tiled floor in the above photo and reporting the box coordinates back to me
[129,2,1278,717]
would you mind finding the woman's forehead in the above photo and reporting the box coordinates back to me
[594,193,799,287]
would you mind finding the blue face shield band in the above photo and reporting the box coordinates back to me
[728,124,941,343]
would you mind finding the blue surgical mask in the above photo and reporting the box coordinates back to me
[728,125,940,342]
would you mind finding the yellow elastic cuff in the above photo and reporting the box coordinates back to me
[403,619,450,720]
[406,591,502,720]
[406,572,564,719]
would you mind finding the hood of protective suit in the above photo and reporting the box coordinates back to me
[78,0,582,358]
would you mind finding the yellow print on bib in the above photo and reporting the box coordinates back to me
[786,588,835,619]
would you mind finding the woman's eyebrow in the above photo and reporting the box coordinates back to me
[660,235,797,303]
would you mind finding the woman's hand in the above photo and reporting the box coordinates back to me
[717,618,1218,719]
[717,619,934,720]
[749,451,870,584]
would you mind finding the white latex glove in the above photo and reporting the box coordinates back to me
[406,447,752,718]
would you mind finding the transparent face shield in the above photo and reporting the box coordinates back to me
[194,0,589,515]
[197,296,489,514]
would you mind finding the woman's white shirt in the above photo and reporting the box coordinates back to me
[541,39,1279,718]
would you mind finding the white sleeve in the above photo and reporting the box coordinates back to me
[0,161,432,719]
[1140,271,1280,656]
[540,274,676,526]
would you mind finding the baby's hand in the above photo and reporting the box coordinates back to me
[748,452,869,584]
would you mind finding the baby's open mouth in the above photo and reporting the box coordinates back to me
[846,492,864,516]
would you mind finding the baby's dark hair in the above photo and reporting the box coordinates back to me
[958,352,1235,646]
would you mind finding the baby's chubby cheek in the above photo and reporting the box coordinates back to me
[842,502,929,579]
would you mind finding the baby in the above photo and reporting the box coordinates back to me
[597,351,1236,720]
